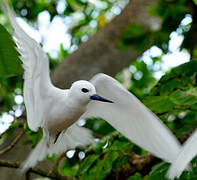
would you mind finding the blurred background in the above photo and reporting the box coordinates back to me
[0,0,197,179]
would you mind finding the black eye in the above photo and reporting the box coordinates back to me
[81,88,89,93]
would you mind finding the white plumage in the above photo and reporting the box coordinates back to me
[84,74,181,163]
[3,3,183,173]
[167,129,197,179]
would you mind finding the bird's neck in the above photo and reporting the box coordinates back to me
[68,91,90,107]
[67,96,89,110]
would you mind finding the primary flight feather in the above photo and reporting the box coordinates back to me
[3,3,183,173]
[167,129,197,179]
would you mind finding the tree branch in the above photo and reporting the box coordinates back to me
[0,129,24,156]
[51,0,160,89]
[0,159,77,180]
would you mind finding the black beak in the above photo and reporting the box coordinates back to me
[90,94,113,103]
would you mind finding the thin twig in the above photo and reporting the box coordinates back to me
[52,152,67,175]
[0,129,24,156]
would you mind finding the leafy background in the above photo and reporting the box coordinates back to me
[0,0,197,179]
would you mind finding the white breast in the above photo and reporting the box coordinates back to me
[44,98,86,135]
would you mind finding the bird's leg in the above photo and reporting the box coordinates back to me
[54,131,62,144]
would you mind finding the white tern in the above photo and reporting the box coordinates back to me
[4,3,183,173]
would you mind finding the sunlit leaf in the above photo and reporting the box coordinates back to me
[170,88,197,106]
[193,0,197,5]
[143,96,175,113]
[0,24,23,78]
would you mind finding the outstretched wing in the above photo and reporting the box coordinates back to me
[82,73,181,163]
[167,129,197,179]
[3,4,54,131]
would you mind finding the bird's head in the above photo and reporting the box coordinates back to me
[69,80,113,105]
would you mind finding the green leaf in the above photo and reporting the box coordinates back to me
[46,153,56,162]
[117,23,150,52]
[149,162,170,180]
[128,173,144,180]
[77,154,99,176]
[0,24,23,78]
[191,104,197,110]
[193,0,197,5]
[170,88,197,106]
[149,160,197,180]
[169,60,197,77]
[143,96,175,113]
[158,77,192,95]
[80,151,119,180]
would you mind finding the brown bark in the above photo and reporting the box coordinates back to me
[0,0,160,179]
[52,0,160,89]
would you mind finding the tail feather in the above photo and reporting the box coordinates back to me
[21,124,94,172]
[21,137,48,172]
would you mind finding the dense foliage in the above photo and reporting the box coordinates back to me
[0,0,197,179]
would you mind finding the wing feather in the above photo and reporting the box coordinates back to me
[82,73,181,163]
[167,129,197,179]
[3,4,53,131]
[48,123,95,156]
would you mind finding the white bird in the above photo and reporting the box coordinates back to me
[4,3,183,173]
[167,129,197,179]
